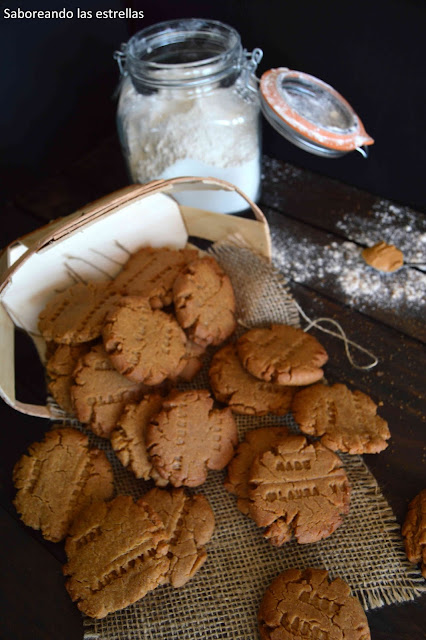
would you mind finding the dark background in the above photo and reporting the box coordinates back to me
[1,0,425,213]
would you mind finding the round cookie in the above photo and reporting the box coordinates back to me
[291,382,391,454]
[111,246,199,308]
[173,256,237,347]
[64,495,170,618]
[146,389,238,487]
[13,427,114,542]
[209,343,295,415]
[248,434,351,545]
[110,395,167,485]
[402,489,426,578]
[102,296,187,385]
[225,426,290,515]
[237,324,328,386]
[143,487,215,588]
[258,568,371,640]
[46,343,92,414]
[71,344,147,438]
[38,282,121,344]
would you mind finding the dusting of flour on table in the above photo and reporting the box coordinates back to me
[271,232,426,314]
[336,201,426,266]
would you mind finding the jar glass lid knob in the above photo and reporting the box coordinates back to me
[260,68,374,157]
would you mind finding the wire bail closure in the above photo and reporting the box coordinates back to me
[114,45,127,76]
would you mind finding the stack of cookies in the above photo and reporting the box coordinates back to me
[11,243,396,628]
[14,247,242,618]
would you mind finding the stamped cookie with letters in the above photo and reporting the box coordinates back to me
[146,389,238,487]
[13,427,114,542]
[258,568,370,640]
[248,434,350,545]
[237,324,328,386]
[291,383,390,454]
[173,256,237,347]
[103,296,187,385]
[209,343,295,415]
[143,487,215,587]
[224,426,290,515]
[64,495,170,618]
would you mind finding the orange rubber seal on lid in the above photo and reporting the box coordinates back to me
[260,68,374,152]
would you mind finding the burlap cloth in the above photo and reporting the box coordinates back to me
[52,245,424,639]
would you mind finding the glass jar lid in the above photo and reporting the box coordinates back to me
[260,68,374,157]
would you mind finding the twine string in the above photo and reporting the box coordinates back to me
[293,300,379,370]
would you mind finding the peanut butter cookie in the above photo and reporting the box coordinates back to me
[13,427,114,542]
[103,296,187,385]
[225,426,290,515]
[110,395,167,485]
[209,343,295,415]
[173,256,237,347]
[292,383,391,454]
[111,246,199,308]
[248,434,350,545]
[170,340,206,383]
[258,568,370,640]
[64,495,170,618]
[237,324,328,386]
[46,343,92,414]
[402,489,426,578]
[143,487,215,587]
[146,389,238,487]
[38,282,120,344]
[71,344,147,438]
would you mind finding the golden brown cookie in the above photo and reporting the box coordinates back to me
[291,383,391,454]
[13,427,114,542]
[169,340,206,383]
[225,426,290,515]
[362,241,404,272]
[146,389,238,487]
[173,256,237,347]
[38,282,120,344]
[71,344,147,438]
[209,343,295,415]
[102,296,187,385]
[63,495,170,618]
[143,487,215,588]
[402,489,426,578]
[237,324,328,386]
[248,434,350,545]
[46,343,92,414]
[110,395,167,485]
[111,246,199,308]
[258,568,371,640]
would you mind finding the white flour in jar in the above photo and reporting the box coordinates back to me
[118,78,260,213]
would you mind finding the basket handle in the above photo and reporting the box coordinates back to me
[0,304,50,417]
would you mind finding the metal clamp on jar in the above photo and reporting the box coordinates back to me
[114,19,373,214]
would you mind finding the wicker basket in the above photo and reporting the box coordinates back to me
[0,176,270,417]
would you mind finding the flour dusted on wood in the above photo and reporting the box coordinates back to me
[118,78,261,213]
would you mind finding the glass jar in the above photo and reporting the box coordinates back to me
[114,19,263,214]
